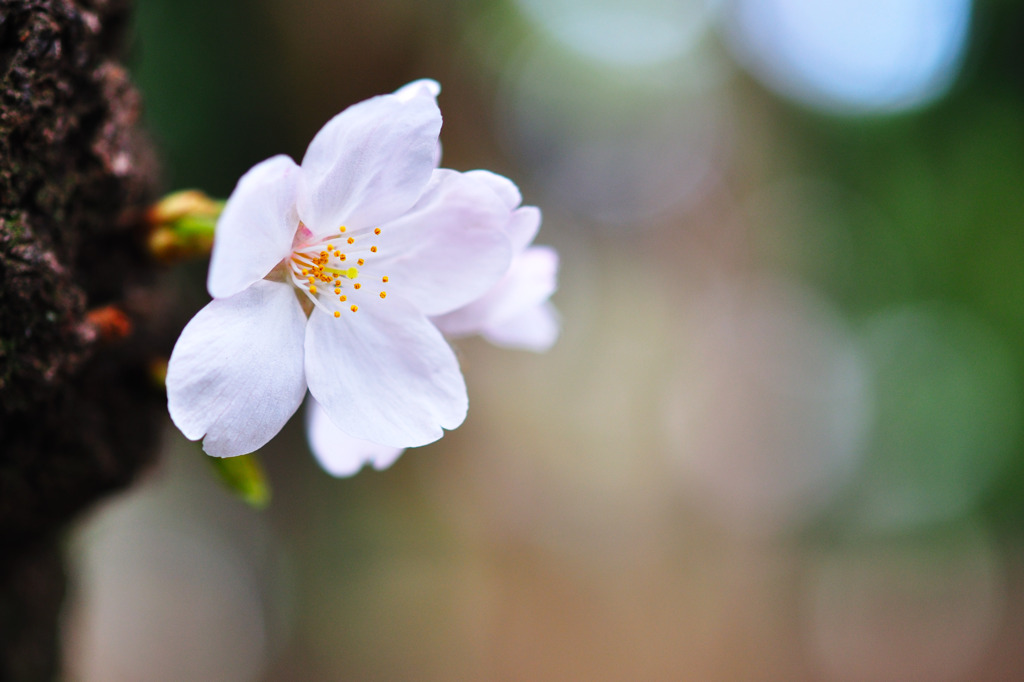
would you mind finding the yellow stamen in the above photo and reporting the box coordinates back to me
[339,226,347,233]
[382,276,389,283]
[347,237,354,245]
[334,311,341,318]
[354,283,361,290]
[370,246,377,253]
[350,305,358,312]
[309,285,317,294]
[379,291,387,299]
[374,227,381,235]
[334,287,341,295]
[357,259,365,266]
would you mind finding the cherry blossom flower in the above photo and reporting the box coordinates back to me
[306,170,560,478]
[167,80,515,458]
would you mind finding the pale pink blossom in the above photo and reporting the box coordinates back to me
[167,81,514,458]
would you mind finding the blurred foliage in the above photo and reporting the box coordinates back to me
[130,0,290,194]
[81,0,1024,678]
[756,1,1024,527]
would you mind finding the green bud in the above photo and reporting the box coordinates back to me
[207,452,271,509]
[147,190,224,262]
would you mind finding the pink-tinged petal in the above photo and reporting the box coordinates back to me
[483,301,560,352]
[167,281,307,457]
[434,245,559,337]
[297,86,441,237]
[371,169,512,316]
[305,297,467,448]
[208,155,300,299]
[305,396,405,477]
[460,171,541,252]
[463,169,522,210]
[506,206,542,253]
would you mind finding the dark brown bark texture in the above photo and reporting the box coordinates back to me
[0,0,165,679]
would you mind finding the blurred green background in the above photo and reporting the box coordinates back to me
[64,0,1024,680]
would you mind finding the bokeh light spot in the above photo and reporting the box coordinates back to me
[665,277,869,535]
[722,0,973,113]
[498,44,728,227]
[850,304,1021,530]
[513,0,718,66]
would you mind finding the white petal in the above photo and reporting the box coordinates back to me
[463,169,522,210]
[305,396,405,477]
[297,86,441,236]
[483,301,561,352]
[434,245,559,337]
[392,81,443,167]
[371,169,513,316]
[431,141,443,169]
[304,297,467,448]
[166,281,308,457]
[208,155,300,299]
[393,78,441,102]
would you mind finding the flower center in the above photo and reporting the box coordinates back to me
[288,224,389,318]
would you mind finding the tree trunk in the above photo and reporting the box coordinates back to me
[0,0,165,678]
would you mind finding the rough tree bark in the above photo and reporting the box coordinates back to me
[0,0,165,679]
